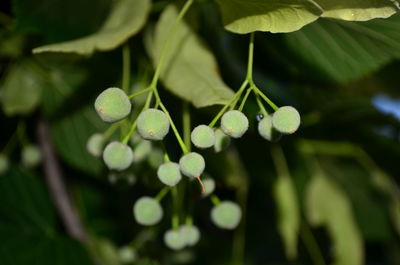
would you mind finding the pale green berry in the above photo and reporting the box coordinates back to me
[211,201,242,230]
[157,162,182,186]
[180,225,200,247]
[272,106,301,134]
[214,128,231,152]
[148,148,164,169]
[133,196,163,226]
[179,152,205,178]
[191,125,215,149]
[137,109,170,140]
[103,142,133,171]
[258,115,282,142]
[164,229,186,251]
[119,246,136,263]
[0,154,9,174]
[202,177,215,197]
[221,110,249,138]
[87,133,105,157]
[22,145,42,168]
[95,87,131,123]
[132,140,152,162]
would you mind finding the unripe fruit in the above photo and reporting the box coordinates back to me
[211,201,242,230]
[258,115,282,142]
[179,152,205,178]
[221,110,249,138]
[119,246,136,263]
[180,225,200,247]
[132,140,152,162]
[157,162,182,186]
[214,128,231,152]
[164,229,186,251]
[133,197,163,226]
[148,149,164,169]
[103,142,133,171]
[191,125,215,149]
[0,154,9,174]
[87,133,105,157]
[137,109,170,140]
[202,177,216,197]
[272,106,301,134]
[21,145,42,168]
[95,87,131,123]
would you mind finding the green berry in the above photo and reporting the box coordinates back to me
[191,125,215,149]
[258,115,282,142]
[148,148,164,169]
[164,229,186,251]
[21,145,42,168]
[180,225,200,247]
[272,106,301,134]
[118,246,136,263]
[179,152,205,178]
[211,201,242,230]
[157,162,182,186]
[95,87,131,123]
[0,154,9,174]
[103,142,133,171]
[87,133,105,157]
[137,109,170,140]
[221,110,249,138]
[202,177,216,197]
[133,196,163,226]
[214,128,231,152]
[132,140,152,162]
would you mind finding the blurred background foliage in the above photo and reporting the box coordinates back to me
[0,0,400,265]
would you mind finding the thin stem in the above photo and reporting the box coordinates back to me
[246,32,255,81]
[238,88,252,112]
[185,216,193,226]
[122,44,131,93]
[300,222,326,265]
[183,102,191,152]
[156,187,170,201]
[253,85,279,111]
[128,87,151,99]
[103,122,121,139]
[255,92,268,115]
[172,186,179,229]
[196,176,205,194]
[210,195,221,206]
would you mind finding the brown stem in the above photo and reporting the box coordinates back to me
[36,118,87,243]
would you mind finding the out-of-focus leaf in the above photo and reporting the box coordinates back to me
[51,107,106,175]
[0,31,25,58]
[306,173,364,265]
[285,15,400,82]
[215,0,322,34]
[0,61,43,116]
[33,0,151,55]
[148,5,234,108]
[315,0,399,21]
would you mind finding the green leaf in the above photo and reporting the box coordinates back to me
[33,0,151,55]
[215,0,323,34]
[306,173,364,265]
[285,15,400,82]
[0,61,43,116]
[274,175,300,260]
[148,5,234,107]
[51,107,107,175]
[315,0,399,21]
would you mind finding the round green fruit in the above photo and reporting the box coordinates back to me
[147,149,164,169]
[258,115,281,142]
[157,162,182,186]
[191,125,215,149]
[211,201,242,230]
[87,133,105,157]
[202,177,216,197]
[132,140,152,162]
[137,109,170,140]
[214,128,231,152]
[272,106,301,134]
[22,145,42,168]
[164,229,186,251]
[103,142,133,171]
[221,110,249,138]
[180,225,200,247]
[179,152,205,178]
[95,87,131,123]
[0,154,9,174]
[133,197,163,226]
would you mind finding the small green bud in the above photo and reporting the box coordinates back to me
[221,110,249,138]
[119,246,136,263]
[95,87,131,123]
[137,108,170,140]
[132,140,152,162]
[258,115,282,142]
[191,125,215,149]
[103,142,133,171]
[164,229,186,251]
[133,196,163,226]
[148,148,164,169]
[21,145,42,168]
[272,106,301,134]
[180,225,200,247]
[157,162,182,186]
[179,152,205,178]
[211,201,242,230]
[87,133,105,157]
[214,128,231,152]
[0,154,9,174]
[202,177,215,197]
